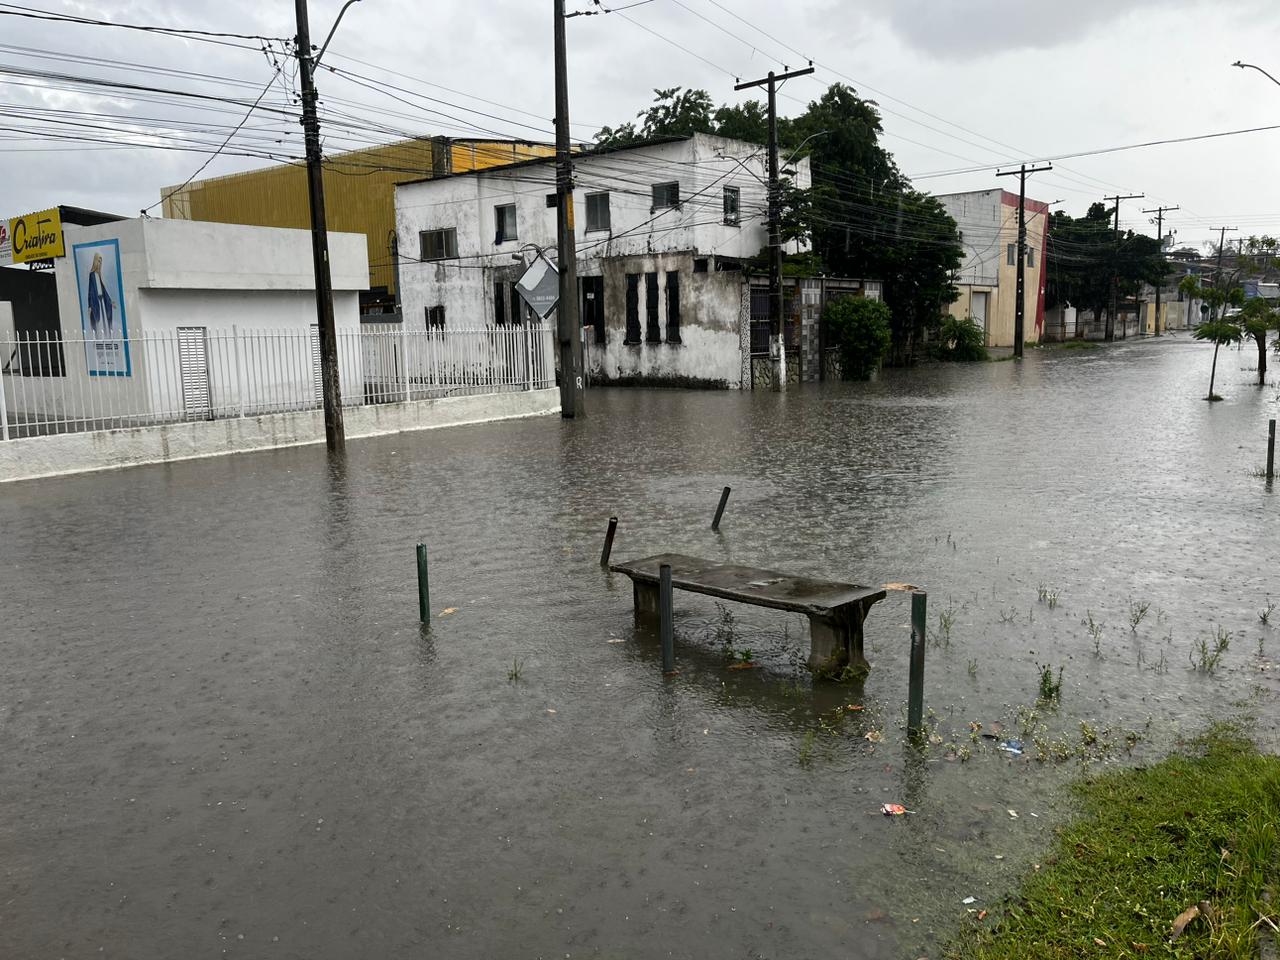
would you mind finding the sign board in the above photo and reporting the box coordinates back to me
[515,255,559,319]
[72,238,132,377]
[11,208,65,264]
[0,220,10,266]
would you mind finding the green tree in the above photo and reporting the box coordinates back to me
[824,296,892,380]
[1045,204,1168,326]
[711,100,768,144]
[936,314,988,361]
[1238,297,1279,386]
[1182,275,1245,400]
[594,87,715,147]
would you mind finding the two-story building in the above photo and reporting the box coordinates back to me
[395,133,838,389]
[936,188,1048,348]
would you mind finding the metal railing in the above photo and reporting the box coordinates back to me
[0,324,555,441]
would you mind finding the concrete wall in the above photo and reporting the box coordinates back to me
[588,250,745,388]
[0,388,559,484]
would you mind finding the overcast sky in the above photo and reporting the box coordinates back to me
[3,0,1279,252]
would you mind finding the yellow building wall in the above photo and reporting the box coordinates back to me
[162,139,554,298]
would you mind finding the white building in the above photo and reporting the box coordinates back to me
[395,134,820,389]
[3,217,368,426]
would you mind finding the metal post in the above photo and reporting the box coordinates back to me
[294,0,345,453]
[0,349,9,442]
[416,543,430,623]
[553,0,585,419]
[907,591,927,741]
[600,516,618,568]
[1268,419,1276,483]
[711,486,731,531]
[659,563,675,675]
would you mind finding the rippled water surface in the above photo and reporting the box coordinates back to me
[3,338,1279,959]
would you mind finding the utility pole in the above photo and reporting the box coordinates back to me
[294,0,345,453]
[1141,205,1178,336]
[1102,193,1143,342]
[996,163,1052,358]
[553,0,585,418]
[735,65,814,391]
[1211,225,1239,321]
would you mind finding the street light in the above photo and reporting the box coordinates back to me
[1232,60,1280,88]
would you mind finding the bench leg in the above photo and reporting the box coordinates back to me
[634,581,660,624]
[808,608,870,678]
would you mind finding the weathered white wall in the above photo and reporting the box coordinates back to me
[395,134,799,386]
[0,388,559,484]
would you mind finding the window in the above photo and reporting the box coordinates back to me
[624,274,641,344]
[495,204,518,243]
[1006,243,1016,266]
[723,186,740,225]
[645,272,661,343]
[420,228,457,261]
[586,192,611,233]
[546,193,558,209]
[1027,246,1036,268]
[665,272,681,344]
[651,181,680,210]
[426,305,446,328]
[582,276,605,345]
[693,258,709,274]
[494,281,506,325]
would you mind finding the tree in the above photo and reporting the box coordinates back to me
[824,296,892,380]
[1045,204,1168,325]
[594,87,715,147]
[1182,275,1244,400]
[1237,297,1279,385]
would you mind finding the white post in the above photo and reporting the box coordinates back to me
[401,326,411,403]
[524,323,535,390]
[0,341,9,442]
[231,324,244,416]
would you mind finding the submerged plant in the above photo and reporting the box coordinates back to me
[1128,597,1151,632]
[966,658,978,678]
[507,657,524,682]
[1261,600,1276,626]
[1190,625,1232,673]
[1036,663,1064,703]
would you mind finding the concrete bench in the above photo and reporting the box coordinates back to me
[609,552,887,675]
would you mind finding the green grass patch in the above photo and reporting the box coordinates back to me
[1061,341,1099,350]
[945,724,1280,959]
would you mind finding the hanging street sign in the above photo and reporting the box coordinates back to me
[515,255,560,320]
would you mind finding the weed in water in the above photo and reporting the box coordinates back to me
[1036,663,1064,703]
[1128,597,1151,631]
[798,730,816,767]
[740,648,754,664]
[1084,610,1104,656]
[1190,625,1232,673]
[998,607,1017,624]
[1260,600,1275,625]
[1259,636,1266,657]
[1152,648,1169,674]
[1027,606,1035,624]
[936,602,956,646]
[966,657,978,678]
[1079,720,1098,747]
[1037,582,1048,602]
[507,657,524,682]
[1037,583,1060,609]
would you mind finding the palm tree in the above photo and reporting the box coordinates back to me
[1193,319,1244,400]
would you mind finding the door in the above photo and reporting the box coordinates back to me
[969,291,989,336]
[581,275,605,345]
[177,326,212,420]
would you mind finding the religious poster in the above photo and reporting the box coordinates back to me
[72,238,131,377]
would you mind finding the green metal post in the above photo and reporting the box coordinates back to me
[907,591,927,741]
[660,563,675,675]
[416,543,430,622]
[1268,419,1275,483]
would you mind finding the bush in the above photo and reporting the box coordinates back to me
[936,314,988,361]
[824,296,892,381]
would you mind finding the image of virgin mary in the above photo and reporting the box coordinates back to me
[87,251,114,335]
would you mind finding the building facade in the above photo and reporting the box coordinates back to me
[936,188,1048,348]
[161,138,555,311]
[395,133,842,389]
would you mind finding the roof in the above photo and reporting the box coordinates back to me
[395,135,694,188]
[59,205,126,226]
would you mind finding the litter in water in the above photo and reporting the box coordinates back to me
[880,803,908,816]
[962,896,978,905]
[997,739,1024,755]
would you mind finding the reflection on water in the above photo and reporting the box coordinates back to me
[2,338,1278,959]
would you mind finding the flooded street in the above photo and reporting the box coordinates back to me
[3,337,1279,959]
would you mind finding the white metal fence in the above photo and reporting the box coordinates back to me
[0,324,556,440]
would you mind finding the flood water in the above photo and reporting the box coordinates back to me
[3,337,1279,959]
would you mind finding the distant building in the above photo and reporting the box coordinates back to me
[161,137,556,314]
[395,133,879,389]
[935,188,1048,348]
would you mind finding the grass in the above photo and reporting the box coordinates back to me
[1036,663,1064,703]
[1261,600,1275,626]
[944,724,1280,960]
[507,657,524,682]
[1129,597,1151,631]
[1191,625,1232,673]
[1060,340,1099,350]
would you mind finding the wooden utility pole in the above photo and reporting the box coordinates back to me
[735,65,814,391]
[996,163,1052,358]
[1211,226,1239,321]
[1141,205,1178,336]
[553,0,585,418]
[294,0,345,453]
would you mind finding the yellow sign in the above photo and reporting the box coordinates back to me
[11,208,65,263]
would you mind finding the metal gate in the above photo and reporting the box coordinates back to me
[176,326,212,419]
[310,324,323,402]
